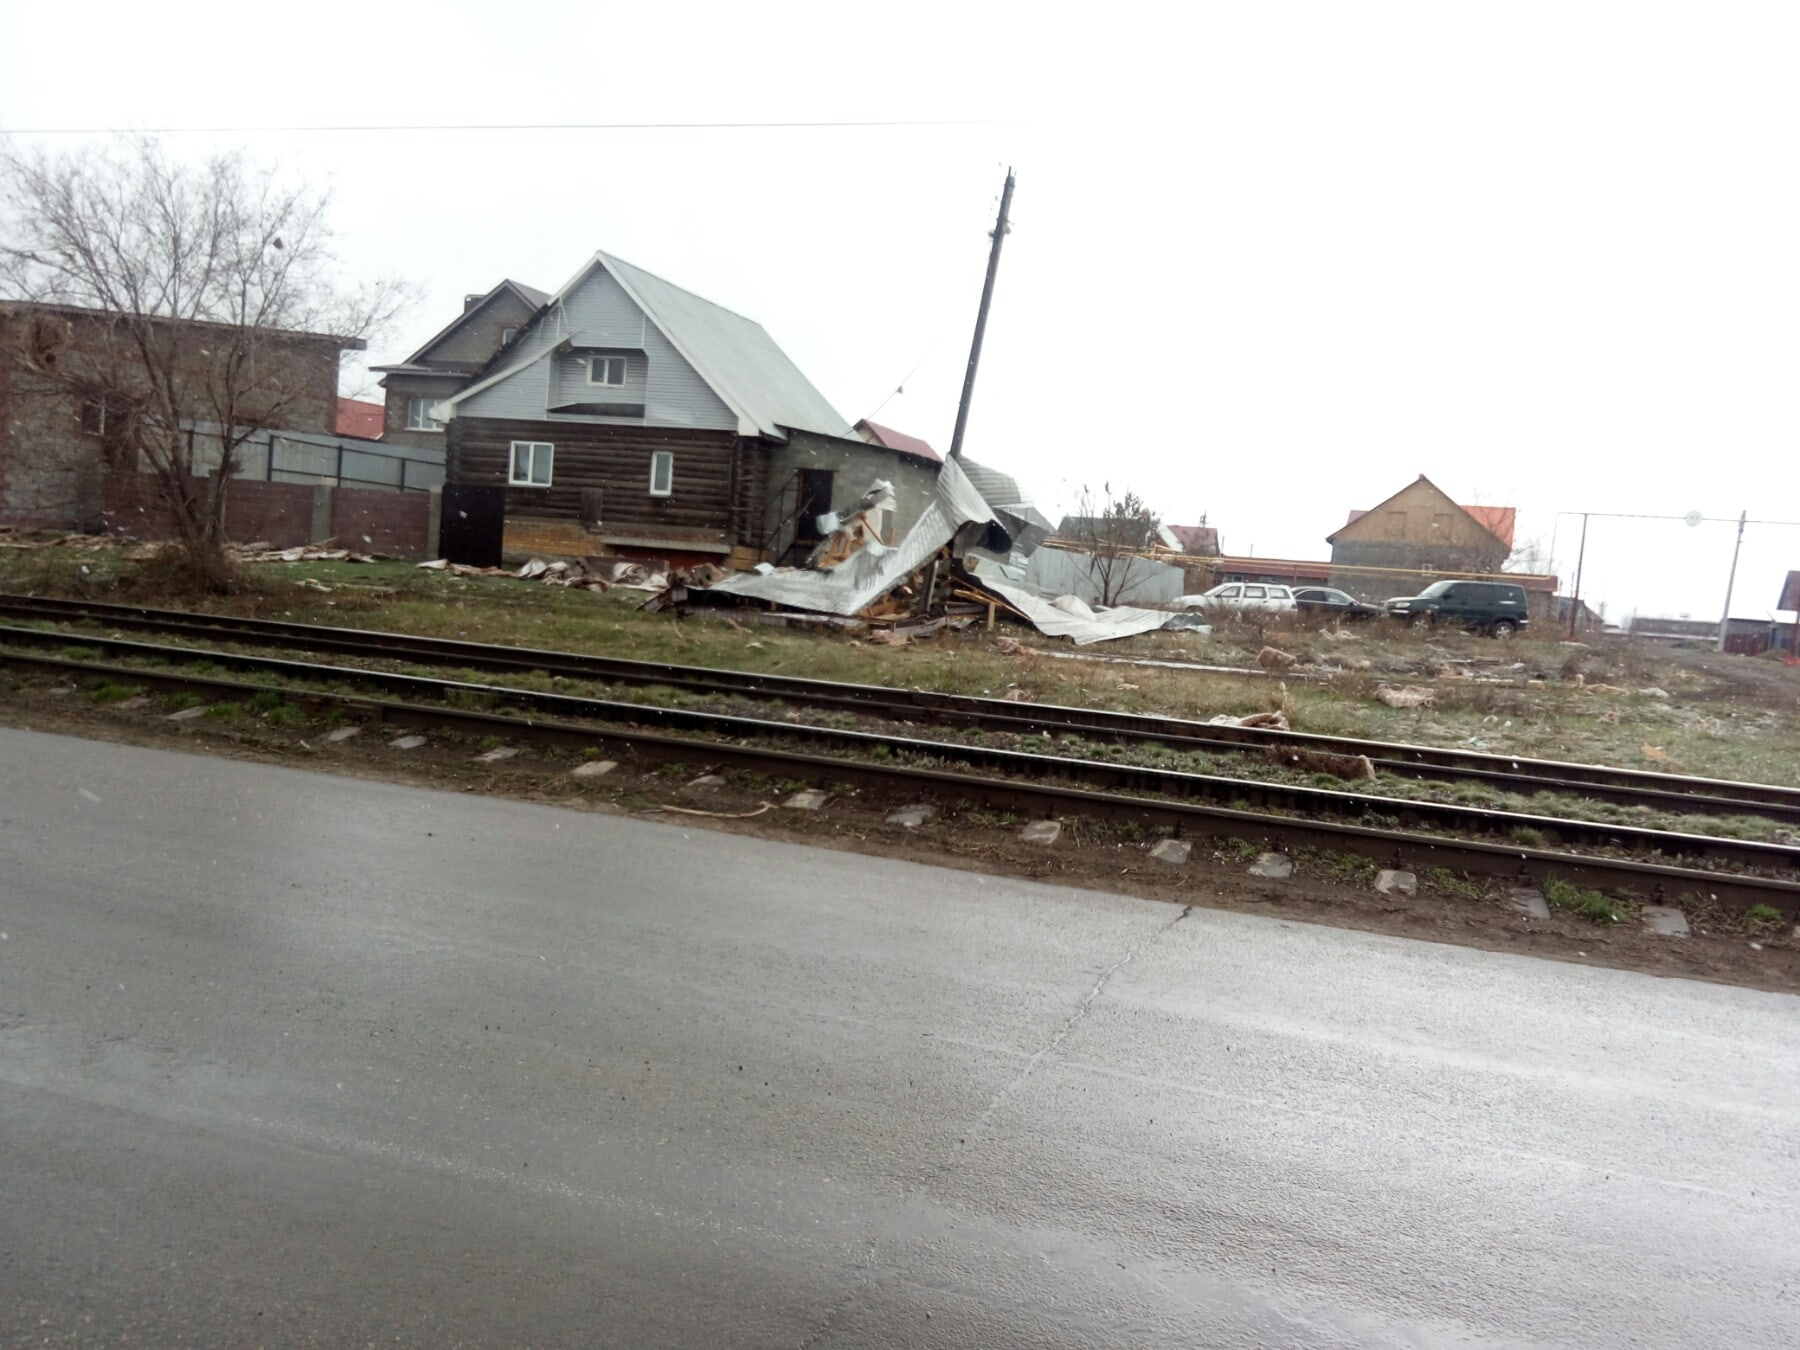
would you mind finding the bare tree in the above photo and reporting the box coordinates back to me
[1066,483,1162,607]
[0,137,411,588]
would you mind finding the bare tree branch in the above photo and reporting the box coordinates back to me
[1,136,414,587]
[1068,484,1163,607]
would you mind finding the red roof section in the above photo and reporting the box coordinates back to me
[1167,524,1219,554]
[335,397,385,440]
[1461,504,1516,548]
[854,419,941,463]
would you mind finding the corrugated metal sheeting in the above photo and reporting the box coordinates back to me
[707,456,1004,616]
[705,458,1183,645]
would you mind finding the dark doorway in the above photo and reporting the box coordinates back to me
[440,483,506,568]
[794,469,836,543]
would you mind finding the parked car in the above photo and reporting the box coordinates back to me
[1384,580,1530,636]
[1291,586,1380,621]
[1171,582,1298,613]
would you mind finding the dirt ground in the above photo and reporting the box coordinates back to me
[4,676,1794,997]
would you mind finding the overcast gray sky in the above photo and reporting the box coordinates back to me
[4,0,1796,623]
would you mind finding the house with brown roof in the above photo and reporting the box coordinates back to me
[1327,475,1516,598]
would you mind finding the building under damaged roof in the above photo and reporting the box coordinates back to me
[697,456,1176,644]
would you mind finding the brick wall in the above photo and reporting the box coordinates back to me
[102,473,432,558]
[2,305,353,530]
[330,486,430,557]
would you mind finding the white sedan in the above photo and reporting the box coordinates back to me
[1170,582,1298,613]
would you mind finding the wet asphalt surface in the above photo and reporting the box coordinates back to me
[2,725,1798,1347]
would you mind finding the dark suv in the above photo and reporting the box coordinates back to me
[1384,580,1530,637]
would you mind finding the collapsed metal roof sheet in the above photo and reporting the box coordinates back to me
[705,456,1007,617]
[964,558,1175,645]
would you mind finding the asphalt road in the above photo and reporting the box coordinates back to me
[3,726,1798,1347]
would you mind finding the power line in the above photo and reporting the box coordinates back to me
[0,118,999,136]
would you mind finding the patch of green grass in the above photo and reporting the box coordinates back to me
[1427,867,1487,900]
[1544,877,1627,924]
[962,808,1022,828]
[1217,836,1259,861]
[246,689,286,714]
[202,702,242,722]
[88,680,139,704]
[263,703,305,727]
[1745,904,1785,925]
[444,688,501,712]
[1510,825,1548,848]
[1320,851,1378,884]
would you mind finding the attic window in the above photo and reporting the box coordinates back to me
[501,326,520,346]
[649,450,674,497]
[588,355,627,387]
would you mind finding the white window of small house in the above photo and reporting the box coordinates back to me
[588,355,627,387]
[406,397,445,432]
[501,326,520,346]
[649,450,674,497]
[509,440,554,487]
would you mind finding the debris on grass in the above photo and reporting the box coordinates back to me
[1375,683,1435,709]
[1264,743,1375,781]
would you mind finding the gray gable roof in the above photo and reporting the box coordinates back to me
[442,250,848,441]
[375,279,547,373]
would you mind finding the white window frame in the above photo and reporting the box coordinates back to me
[509,440,554,487]
[500,325,520,346]
[648,450,674,498]
[587,355,627,387]
[406,397,445,433]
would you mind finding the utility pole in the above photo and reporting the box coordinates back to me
[1716,508,1748,652]
[1567,513,1589,640]
[947,168,1015,462]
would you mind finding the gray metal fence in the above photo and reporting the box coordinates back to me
[187,424,445,492]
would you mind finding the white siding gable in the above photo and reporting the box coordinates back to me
[452,265,734,431]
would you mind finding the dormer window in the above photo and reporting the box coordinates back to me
[587,355,627,387]
[501,326,520,346]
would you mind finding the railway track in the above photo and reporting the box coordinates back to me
[3,617,1798,917]
[3,592,1797,828]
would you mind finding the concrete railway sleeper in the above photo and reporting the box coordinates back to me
[5,650,1797,919]
[3,633,1800,900]
[3,593,1799,826]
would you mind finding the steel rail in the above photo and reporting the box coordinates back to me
[4,646,1796,919]
[3,627,1797,879]
[3,592,1797,823]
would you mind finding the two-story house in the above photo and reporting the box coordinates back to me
[371,280,549,450]
[1,300,358,531]
[427,250,929,568]
[1327,475,1516,598]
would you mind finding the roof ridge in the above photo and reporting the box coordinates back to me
[595,250,769,331]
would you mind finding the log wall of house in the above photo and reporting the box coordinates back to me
[447,416,766,544]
